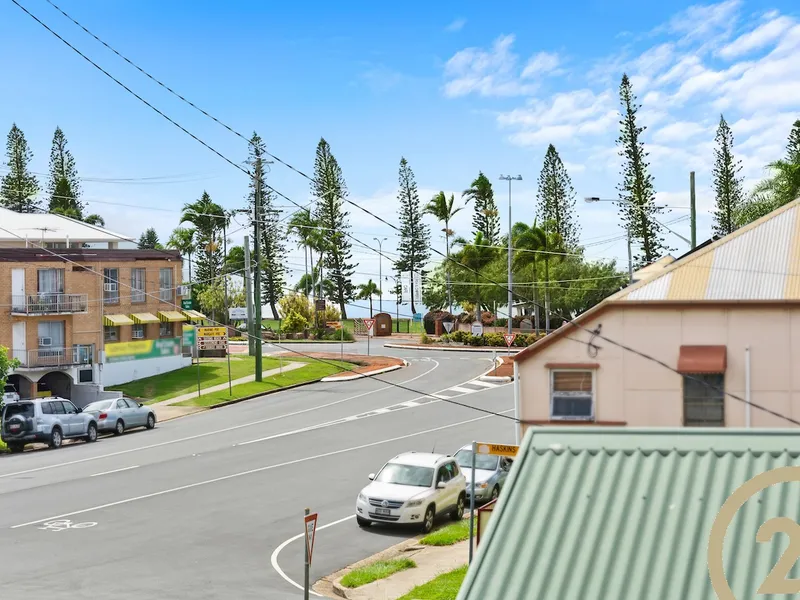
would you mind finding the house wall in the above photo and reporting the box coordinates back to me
[517,305,800,438]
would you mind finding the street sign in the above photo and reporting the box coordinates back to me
[363,318,375,333]
[442,321,454,333]
[326,321,342,330]
[305,512,318,564]
[197,326,228,351]
[315,299,326,312]
[412,312,422,322]
[476,442,519,458]
[228,307,247,320]
[181,298,194,310]
[471,321,484,336]
[503,333,517,347]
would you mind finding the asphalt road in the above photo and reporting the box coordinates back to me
[0,340,516,599]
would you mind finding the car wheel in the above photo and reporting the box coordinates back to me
[8,443,24,454]
[114,420,125,436]
[85,423,98,443]
[356,516,371,528]
[491,486,499,501]
[421,505,435,534]
[146,413,156,430]
[451,494,465,521]
[49,427,63,449]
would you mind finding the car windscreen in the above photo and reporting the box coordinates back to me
[454,450,499,471]
[4,384,16,393]
[83,400,113,411]
[4,403,34,419]
[375,464,434,487]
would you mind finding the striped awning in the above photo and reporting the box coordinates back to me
[158,311,187,323]
[181,309,207,322]
[130,312,160,324]
[104,314,134,326]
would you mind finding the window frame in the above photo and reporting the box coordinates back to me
[104,268,120,305]
[104,326,119,342]
[549,369,596,422]
[159,321,173,337]
[130,268,146,303]
[159,268,173,302]
[682,373,725,427]
[132,323,145,339]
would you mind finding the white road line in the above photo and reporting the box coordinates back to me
[373,408,390,414]
[270,515,355,597]
[11,411,513,529]
[466,380,496,388]
[0,360,440,480]
[399,400,419,407]
[448,386,476,394]
[90,465,139,478]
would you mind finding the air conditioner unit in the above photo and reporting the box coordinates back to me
[177,285,190,297]
[38,337,52,347]
[104,283,118,292]
[131,330,144,339]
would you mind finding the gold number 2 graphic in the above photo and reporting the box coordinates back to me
[756,517,800,595]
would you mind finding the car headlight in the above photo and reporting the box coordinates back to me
[406,499,424,507]
[475,482,488,489]
[358,493,367,502]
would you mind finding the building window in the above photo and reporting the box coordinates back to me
[37,320,65,349]
[159,268,173,302]
[104,268,120,304]
[550,370,594,420]
[104,326,119,342]
[132,324,145,339]
[131,268,146,303]
[683,374,725,426]
[37,268,65,295]
[160,322,173,337]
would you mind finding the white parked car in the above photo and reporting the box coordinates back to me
[355,452,466,533]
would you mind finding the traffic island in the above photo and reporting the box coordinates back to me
[479,356,514,383]
[272,352,407,382]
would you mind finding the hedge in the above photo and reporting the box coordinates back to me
[437,331,546,347]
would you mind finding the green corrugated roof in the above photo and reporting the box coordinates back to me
[457,428,800,600]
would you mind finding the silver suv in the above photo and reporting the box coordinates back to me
[1,398,98,453]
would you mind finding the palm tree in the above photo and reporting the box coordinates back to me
[167,226,196,284]
[452,232,496,323]
[294,267,335,300]
[287,209,318,297]
[356,279,381,316]
[736,159,800,227]
[424,191,463,314]
[83,214,105,226]
[511,222,547,333]
[181,193,227,320]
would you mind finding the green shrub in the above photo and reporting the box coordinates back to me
[483,333,504,347]
[451,330,467,343]
[283,310,309,333]
[420,332,433,345]
[321,328,353,341]
[278,294,314,324]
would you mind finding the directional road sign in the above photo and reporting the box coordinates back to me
[442,321,454,333]
[476,443,519,458]
[363,318,375,333]
[503,333,517,347]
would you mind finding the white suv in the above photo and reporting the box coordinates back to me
[356,452,466,533]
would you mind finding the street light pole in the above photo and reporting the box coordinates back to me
[373,237,387,313]
[500,175,522,334]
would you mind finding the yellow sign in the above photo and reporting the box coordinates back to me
[708,466,800,598]
[198,326,227,337]
[476,443,519,458]
[326,321,342,330]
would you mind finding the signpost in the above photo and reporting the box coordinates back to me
[327,321,344,360]
[197,326,231,394]
[181,298,194,310]
[469,441,520,564]
[228,307,247,321]
[304,509,318,600]
[363,318,375,356]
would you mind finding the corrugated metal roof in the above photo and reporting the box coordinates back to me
[618,200,800,301]
[457,427,800,600]
[0,207,134,243]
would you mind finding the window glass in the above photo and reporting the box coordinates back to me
[132,324,145,339]
[160,322,173,337]
[445,462,458,478]
[37,268,65,294]
[84,400,113,412]
[104,268,120,304]
[51,401,65,415]
[4,403,34,419]
[159,268,173,302]
[61,402,77,415]
[437,466,451,484]
[116,399,128,409]
[551,370,594,419]
[455,450,499,471]
[104,326,119,342]
[131,268,146,303]
[683,374,725,426]
[41,402,53,415]
[124,399,139,409]
[374,464,434,487]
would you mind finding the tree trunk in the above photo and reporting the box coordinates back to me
[270,302,279,321]
[303,245,309,296]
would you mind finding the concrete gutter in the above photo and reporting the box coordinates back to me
[320,360,409,382]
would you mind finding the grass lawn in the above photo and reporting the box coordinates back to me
[173,359,351,408]
[109,356,283,403]
[396,565,468,600]
[420,517,475,546]
[340,558,416,589]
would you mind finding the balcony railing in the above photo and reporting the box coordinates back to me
[12,346,94,369]
[11,294,89,315]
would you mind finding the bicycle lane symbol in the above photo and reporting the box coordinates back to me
[37,519,97,532]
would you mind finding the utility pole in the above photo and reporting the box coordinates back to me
[222,213,232,394]
[253,168,263,381]
[244,235,254,356]
[374,237,387,313]
[500,175,522,334]
[690,171,697,249]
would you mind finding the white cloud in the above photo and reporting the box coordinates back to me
[718,15,794,59]
[521,52,561,78]
[652,121,708,144]
[445,18,466,33]
[664,0,741,45]
[563,161,586,174]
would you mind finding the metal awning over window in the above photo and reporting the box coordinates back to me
[677,345,727,374]
[158,311,187,323]
[130,312,160,324]
[181,309,207,322]
[104,314,134,327]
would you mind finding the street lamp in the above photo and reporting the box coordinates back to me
[374,237,387,313]
[500,175,522,335]
[584,197,692,283]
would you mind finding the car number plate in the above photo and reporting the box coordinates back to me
[375,508,391,516]
[9,424,20,431]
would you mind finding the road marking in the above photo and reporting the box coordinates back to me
[38,519,98,532]
[0,360,441,480]
[90,466,139,478]
[448,386,476,394]
[399,400,419,407]
[467,380,496,388]
[10,410,513,529]
[270,515,355,597]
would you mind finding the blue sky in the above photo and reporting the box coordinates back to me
[1,0,799,317]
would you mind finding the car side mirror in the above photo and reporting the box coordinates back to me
[437,481,447,489]
[368,473,375,481]
[139,403,143,408]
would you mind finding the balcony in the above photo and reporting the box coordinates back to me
[12,346,94,370]
[11,294,89,316]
